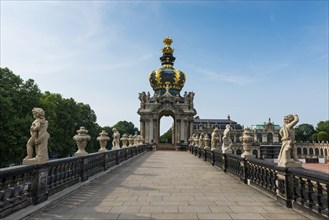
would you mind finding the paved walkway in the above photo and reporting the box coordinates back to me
[26,151,312,220]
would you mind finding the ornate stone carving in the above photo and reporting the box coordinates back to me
[112,128,120,150]
[277,114,301,167]
[120,133,128,148]
[73,127,91,157]
[240,128,254,158]
[198,133,204,148]
[211,128,220,151]
[194,134,199,147]
[23,108,50,165]
[128,134,134,147]
[133,131,139,145]
[222,125,233,153]
[97,130,110,152]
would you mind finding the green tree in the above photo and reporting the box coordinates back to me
[312,133,318,141]
[295,124,315,141]
[317,131,329,141]
[160,128,172,143]
[111,121,138,137]
[0,67,42,167]
[316,121,329,134]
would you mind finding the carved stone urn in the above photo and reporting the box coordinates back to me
[121,133,128,148]
[97,130,110,152]
[139,135,144,145]
[73,127,91,157]
[239,128,255,158]
[203,134,210,150]
[128,134,134,147]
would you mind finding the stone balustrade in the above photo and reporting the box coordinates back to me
[0,145,146,218]
[189,144,329,219]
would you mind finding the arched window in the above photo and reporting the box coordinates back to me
[303,148,307,155]
[325,149,328,156]
[267,133,273,143]
[320,149,323,156]
[309,148,314,155]
[252,149,258,158]
[297,148,302,155]
[257,133,262,143]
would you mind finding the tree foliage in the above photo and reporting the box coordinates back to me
[317,131,329,141]
[295,124,315,141]
[159,128,172,143]
[0,68,42,166]
[316,121,329,134]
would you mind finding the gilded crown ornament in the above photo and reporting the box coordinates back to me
[149,37,186,96]
[162,37,174,54]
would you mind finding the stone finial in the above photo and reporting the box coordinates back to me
[239,128,254,158]
[97,130,110,152]
[121,133,128,148]
[128,134,134,147]
[23,107,50,165]
[277,114,301,167]
[73,127,91,157]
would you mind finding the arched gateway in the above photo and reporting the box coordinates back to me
[137,37,197,150]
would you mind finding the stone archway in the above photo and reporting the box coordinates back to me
[137,37,197,150]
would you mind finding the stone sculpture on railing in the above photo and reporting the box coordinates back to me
[204,134,210,150]
[239,128,254,158]
[97,130,109,152]
[112,128,120,150]
[222,125,232,153]
[133,131,139,145]
[128,134,134,147]
[194,134,199,147]
[73,127,91,156]
[121,133,128,148]
[277,114,301,167]
[23,107,50,165]
[211,128,220,151]
[139,135,144,144]
[198,132,204,148]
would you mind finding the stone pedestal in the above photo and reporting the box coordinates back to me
[73,127,90,157]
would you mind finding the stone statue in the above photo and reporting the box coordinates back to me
[198,132,204,148]
[222,125,232,153]
[23,108,50,165]
[211,128,220,151]
[139,92,146,108]
[112,128,120,150]
[97,130,110,152]
[73,127,91,156]
[277,114,301,167]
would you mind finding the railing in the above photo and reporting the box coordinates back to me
[189,145,329,219]
[0,145,146,218]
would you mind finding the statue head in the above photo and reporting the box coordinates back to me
[225,124,231,129]
[213,128,219,132]
[284,114,294,124]
[112,128,117,133]
[32,108,45,119]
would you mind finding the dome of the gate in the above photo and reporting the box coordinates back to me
[149,37,186,95]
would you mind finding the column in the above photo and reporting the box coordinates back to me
[149,119,153,143]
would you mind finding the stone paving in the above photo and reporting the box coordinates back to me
[26,151,313,220]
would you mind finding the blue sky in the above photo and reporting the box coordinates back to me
[1,1,328,134]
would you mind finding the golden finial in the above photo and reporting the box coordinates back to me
[162,37,174,54]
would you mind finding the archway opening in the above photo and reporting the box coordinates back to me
[159,115,174,144]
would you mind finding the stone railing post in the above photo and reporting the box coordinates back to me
[222,154,227,172]
[31,166,48,204]
[80,158,89,181]
[276,167,293,208]
[240,158,248,184]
